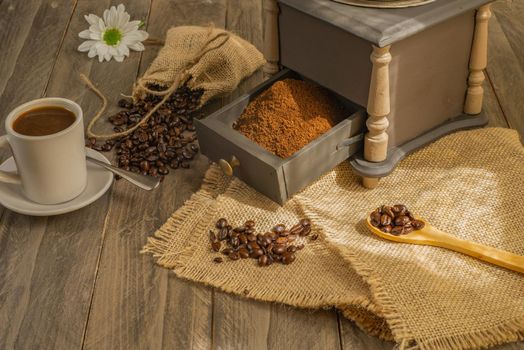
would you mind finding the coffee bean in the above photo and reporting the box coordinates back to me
[272,224,286,234]
[258,255,268,266]
[209,217,312,268]
[282,252,296,264]
[310,233,319,241]
[238,234,248,245]
[275,237,288,245]
[394,215,410,226]
[218,227,228,241]
[403,225,414,234]
[290,223,303,235]
[229,252,240,261]
[370,210,381,223]
[250,248,264,258]
[383,206,395,219]
[392,204,408,216]
[230,236,239,248]
[221,248,234,255]
[216,218,227,229]
[238,248,249,259]
[391,226,404,236]
[380,214,392,226]
[381,225,392,233]
[248,241,260,250]
[209,230,217,242]
[233,226,246,233]
[213,257,223,264]
[301,226,311,236]
[279,230,290,237]
[411,220,425,230]
[300,218,311,227]
[211,241,221,252]
[272,245,287,255]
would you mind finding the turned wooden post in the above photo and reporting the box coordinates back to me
[263,0,280,77]
[363,45,392,189]
[464,4,492,115]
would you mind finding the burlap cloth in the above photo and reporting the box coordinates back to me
[133,25,265,106]
[143,128,524,350]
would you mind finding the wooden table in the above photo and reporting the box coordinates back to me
[0,0,523,349]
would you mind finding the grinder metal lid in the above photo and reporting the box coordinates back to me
[332,0,435,8]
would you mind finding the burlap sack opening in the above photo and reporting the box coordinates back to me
[143,128,524,350]
[133,25,266,106]
[82,25,265,141]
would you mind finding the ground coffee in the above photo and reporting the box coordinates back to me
[233,79,344,158]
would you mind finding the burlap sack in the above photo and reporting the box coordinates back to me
[133,26,266,106]
[143,128,524,350]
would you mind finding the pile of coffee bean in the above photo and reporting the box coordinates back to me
[209,217,315,267]
[85,83,204,180]
[369,204,425,235]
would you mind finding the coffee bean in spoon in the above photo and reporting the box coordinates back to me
[369,204,424,236]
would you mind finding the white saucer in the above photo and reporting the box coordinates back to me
[0,148,113,216]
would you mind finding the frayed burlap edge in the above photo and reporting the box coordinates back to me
[300,136,524,350]
[141,165,393,341]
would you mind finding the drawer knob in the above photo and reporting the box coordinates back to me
[218,156,240,176]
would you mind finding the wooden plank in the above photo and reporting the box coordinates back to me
[485,12,524,138]
[339,314,394,350]
[82,1,227,349]
[0,0,76,118]
[484,74,509,128]
[0,1,80,349]
[0,0,42,101]
[211,1,341,349]
[491,1,524,74]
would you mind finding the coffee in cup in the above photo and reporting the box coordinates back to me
[0,98,87,205]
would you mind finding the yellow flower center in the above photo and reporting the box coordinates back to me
[103,28,122,46]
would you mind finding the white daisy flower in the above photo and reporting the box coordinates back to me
[78,4,148,62]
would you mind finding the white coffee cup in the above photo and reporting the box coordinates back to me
[0,98,87,204]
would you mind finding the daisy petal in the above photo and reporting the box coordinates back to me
[98,17,106,32]
[78,40,96,52]
[114,55,125,62]
[117,44,130,57]
[84,14,100,26]
[117,4,126,14]
[122,20,141,33]
[78,29,92,39]
[104,52,112,62]
[122,30,148,44]
[128,42,145,51]
[90,31,102,40]
[103,9,110,25]
[108,6,118,27]
[88,45,98,58]
[117,12,130,29]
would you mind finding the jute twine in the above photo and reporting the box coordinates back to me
[143,128,524,350]
[81,26,265,140]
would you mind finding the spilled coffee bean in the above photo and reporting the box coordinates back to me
[369,204,425,236]
[209,217,314,267]
[85,83,204,182]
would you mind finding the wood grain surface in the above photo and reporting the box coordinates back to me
[0,1,523,349]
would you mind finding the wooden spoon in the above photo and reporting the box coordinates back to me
[365,216,524,274]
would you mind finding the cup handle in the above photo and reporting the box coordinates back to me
[0,135,22,184]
